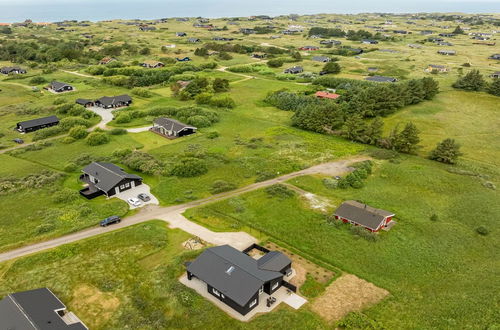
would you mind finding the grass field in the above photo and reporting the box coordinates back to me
[0,221,329,329]
[185,156,500,329]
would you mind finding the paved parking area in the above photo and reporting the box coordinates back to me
[112,183,159,209]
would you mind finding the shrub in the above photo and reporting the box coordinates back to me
[32,126,64,141]
[323,177,338,189]
[195,92,214,105]
[85,132,110,146]
[476,226,489,236]
[210,180,237,194]
[265,184,295,198]
[267,58,284,68]
[121,151,163,175]
[53,97,67,105]
[115,112,132,124]
[30,76,47,84]
[170,157,208,177]
[108,128,128,135]
[68,125,88,139]
[255,171,276,182]
[131,87,153,98]
[61,136,76,144]
[350,226,379,241]
[59,117,92,130]
[187,115,212,128]
[207,131,219,139]
[430,214,439,222]
[209,95,236,108]
[63,162,77,172]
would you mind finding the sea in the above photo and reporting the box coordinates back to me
[0,0,499,23]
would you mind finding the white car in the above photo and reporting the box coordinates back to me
[127,197,142,207]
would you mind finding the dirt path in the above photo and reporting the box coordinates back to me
[260,42,289,51]
[61,70,98,79]
[0,156,368,262]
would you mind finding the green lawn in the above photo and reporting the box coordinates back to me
[0,221,328,329]
[185,156,500,329]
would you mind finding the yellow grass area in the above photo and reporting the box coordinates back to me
[70,284,120,328]
[311,274,389,322]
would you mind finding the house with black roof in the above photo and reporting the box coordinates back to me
[312,56,331,62]
[94,94,132,109]
[187,37,201,43]
[16,115,60,133]
[79,162,142,199]
[152,117,197,138]
[176,32,187,37]
[1,66,27,74]
[490,71,500,79]
[47,81,74,93]
[284,66,303,74]
[365,75,397,83]
[438,49,456,55]
[334,200,395,232]
[0,287,88,329]
[489,54,500,60]
[186,245,292,316]
[75,98,95,107]
[362,39,379,44]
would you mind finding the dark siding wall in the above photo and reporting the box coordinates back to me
[206,284,258,316]
[264,277,283,295]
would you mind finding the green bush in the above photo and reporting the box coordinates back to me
[30,76,47,84]
[207,131,219,139]
[108,128,128,135]
[265,184,295,198]
[209,95,236,108]
[210,180,237,194]
[32,126,64,141]
[323,177,339,189]
[63,162,77,172]
[350,226,379,242]
[68,125,89,139]
[61,136,76,144]
[267,58,284,68]
[131,87,153,98]
[170,157,208,177]
[476,226,489,236]
[85,132,110,146]
[115,112,132,124]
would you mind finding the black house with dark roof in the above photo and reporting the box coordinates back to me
[365,75,397,83]
[16,115,60,133]
[48,81,74,93]
[186,245,292,315]
[152,117,197,138]
[94,94,132,109]
[79,162,142,199]
[0,287,88,329]
[0,66,27,74]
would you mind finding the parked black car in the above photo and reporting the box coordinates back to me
[100,215,121,227]
[13,138,24,144]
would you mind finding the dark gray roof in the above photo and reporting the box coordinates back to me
[1,66,26,74]
[0,288,87,330]
[365,75,397,83]
[17,115,60,129]
[76,98,93,105]
[187,245,284,306]
[257,251,291,272]
[154,117,196,133]
[95,94,132,107]
[82,162,142,192]
[334,200,394,230]
[50,81,72,90]
[312,56,330,62]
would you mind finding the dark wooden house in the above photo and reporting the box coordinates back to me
[186,245,292,316]
[16,115,60,133]
[79,162,142,199]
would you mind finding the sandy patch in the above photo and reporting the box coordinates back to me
[311,274,389,322]
[182,237,207,250]
[71,284,120,328]
[302,192,331,212]
[289,261,307,287]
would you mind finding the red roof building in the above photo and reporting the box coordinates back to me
[315,91,340,100]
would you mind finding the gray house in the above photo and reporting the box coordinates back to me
[284,66,303,74]
[438,50,456,56]
[79,162,142,199]
[0,288,88,329]
[186,245,292,315]
[0,66,27,74]
[489,54,500,60]
[365,75,397,83]
[312,56,331,62]
[152,118,197,138]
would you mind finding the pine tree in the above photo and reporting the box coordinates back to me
[421,77,440,100]
[452,25,465,34]
[452,70,486,91]
[487,79,500,97]
[393,122,420,154]
[363,117,384,145]
[343,114,367,141]
[322,61,341,74]
[405,79,426,105]
[429,138,463,164]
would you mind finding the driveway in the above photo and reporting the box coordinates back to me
[112,183,159,210]
[0,156,368,262]
[87,106,114,129]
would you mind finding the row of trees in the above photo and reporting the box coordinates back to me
[452,70,500,97]
[308,27,387,41]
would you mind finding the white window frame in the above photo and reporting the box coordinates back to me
[259,286,263,294]
[249,299,257,308]
[272,282,279,290]
[212,288,220,297]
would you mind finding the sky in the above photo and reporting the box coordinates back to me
[0,0,499,22]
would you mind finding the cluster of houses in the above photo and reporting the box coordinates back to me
[76,94,132,109]
[0,66,27,75]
